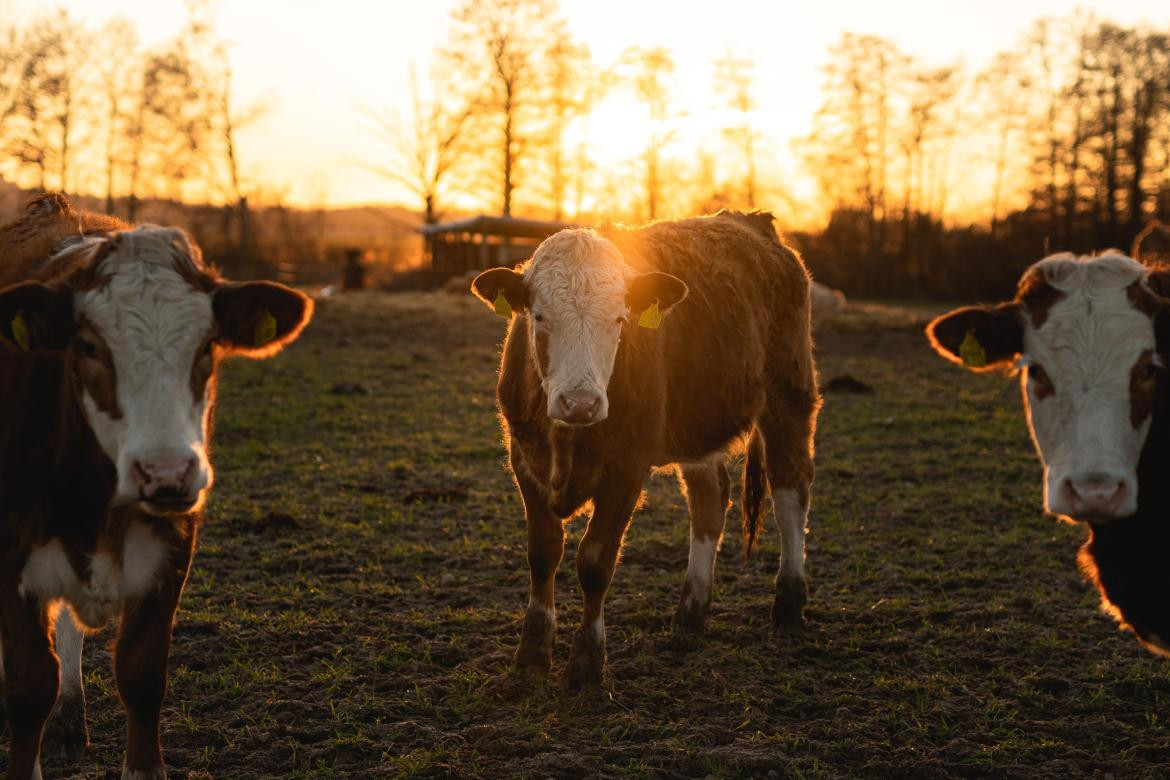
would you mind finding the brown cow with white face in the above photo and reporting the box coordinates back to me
[926,250,1170,655]
[473,212,820,690]
[0,195,312,778]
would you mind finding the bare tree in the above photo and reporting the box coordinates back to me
[618,46,674,220]
[714,54,760,208]
[540,26,593,220]
[95,18,141,214]
[443,0,557,216]
[367,66,471,225]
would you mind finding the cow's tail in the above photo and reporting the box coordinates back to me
[741,429,768,558]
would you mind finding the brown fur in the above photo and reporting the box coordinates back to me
[1133,220,1170,265]
[496,212,819,686]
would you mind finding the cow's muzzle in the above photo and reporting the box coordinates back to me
[1054,471,1136,522]
[549,389,605,426]
[131,450,204,515]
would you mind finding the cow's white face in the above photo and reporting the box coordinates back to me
[472,228,687,426]
[72,231,217,513]
[928,252,1166,523]
[0,225,314,516]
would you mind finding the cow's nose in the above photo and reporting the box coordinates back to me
[552,390,603,425]
[131,452,198,500]
[1062,473,1128,519]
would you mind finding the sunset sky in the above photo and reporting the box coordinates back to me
[9,0,1170,216]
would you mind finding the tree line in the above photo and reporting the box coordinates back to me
[798,13,1170,298]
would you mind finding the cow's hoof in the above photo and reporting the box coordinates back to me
[672,587,710,635]
[42,695,88,763]
[771,576,808,636]
[561,628,605,692]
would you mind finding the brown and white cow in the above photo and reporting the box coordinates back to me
[472,211,820,689]
[926,250,1170,656]
[0,194,312,778]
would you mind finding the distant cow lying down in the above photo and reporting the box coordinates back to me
[926,251,1170,656]
[810,281,846,325]
[472,211,820,689]
[0,194,312,778]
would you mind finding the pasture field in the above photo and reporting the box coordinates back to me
[9,290,1170,778]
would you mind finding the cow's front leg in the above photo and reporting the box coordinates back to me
[513,465,566,679]
[115,534,193,780]
[673,460,730,633]
[1,586,57,780]
[41,608,88,762]
[564,471,644,692]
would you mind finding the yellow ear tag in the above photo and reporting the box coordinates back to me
[959,328,987,368]
[493,290,512,319]
[11,310,30,351]
[254,308,278,347]
[638,299,663,330]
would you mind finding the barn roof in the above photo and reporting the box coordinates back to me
[419,215,576,240]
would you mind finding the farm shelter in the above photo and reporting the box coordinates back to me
[422,214,575,277]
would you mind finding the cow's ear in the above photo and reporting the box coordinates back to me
[213,281,313,358]
[0,282,73,353]
[926,303,1022,371]
[626,272,688,326]
[472,267,528,317]
[1133,221,1170,265]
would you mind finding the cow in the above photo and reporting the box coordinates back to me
[0,194,313,779]
[471,211,820,690]
[810,281,846,325]
[925,250,1170,656]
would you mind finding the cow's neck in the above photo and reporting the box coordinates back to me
[2,352,118,544]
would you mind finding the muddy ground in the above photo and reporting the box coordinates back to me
[8,291,1170,778]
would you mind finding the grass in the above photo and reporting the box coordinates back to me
[6,290,1170,778]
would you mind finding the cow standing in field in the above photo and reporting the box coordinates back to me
[926,251,1170,656]
[472,211,820,689]
[0,194,312,778]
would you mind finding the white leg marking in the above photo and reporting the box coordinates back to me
[55,607,85,697]
[685,534,719,607]
[772,487,807,581]
[121,764,167,780]
[591,608,605,643]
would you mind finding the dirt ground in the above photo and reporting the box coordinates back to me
[8,290,1170,778]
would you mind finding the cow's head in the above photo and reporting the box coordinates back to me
[472,228,687,426]
[0,226,313,515]
[927,252,1170,523]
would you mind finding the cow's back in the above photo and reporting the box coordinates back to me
[0,194,126,287]
[607,213,814,460]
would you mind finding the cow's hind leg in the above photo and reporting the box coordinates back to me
[41,607,88,762]
[758,382,818,635]
[673,460,730,633]
[564,471,644,692]
[513,463,566,680]
[1,587,57,780]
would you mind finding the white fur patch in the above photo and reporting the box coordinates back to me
[524,230,631,420]
[1020,253,1154,518]
[71,226,215,506]
[684,535,719,606]
[527,595,555,623]
[121,765,167,780]
[18,521,167,630]
[772,488,807,580]
[55,608,85,696]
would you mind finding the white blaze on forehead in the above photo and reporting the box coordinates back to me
[71,226,214,501]
[524,229,630,404]
[1020,252,1155,515]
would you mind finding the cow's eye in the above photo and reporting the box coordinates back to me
[1144,362,1159,381]
[76,338,98,358]
[616,315,628,326]
[533,313,544,323]
[201,340,213,357]
[1029,363,1050,385]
